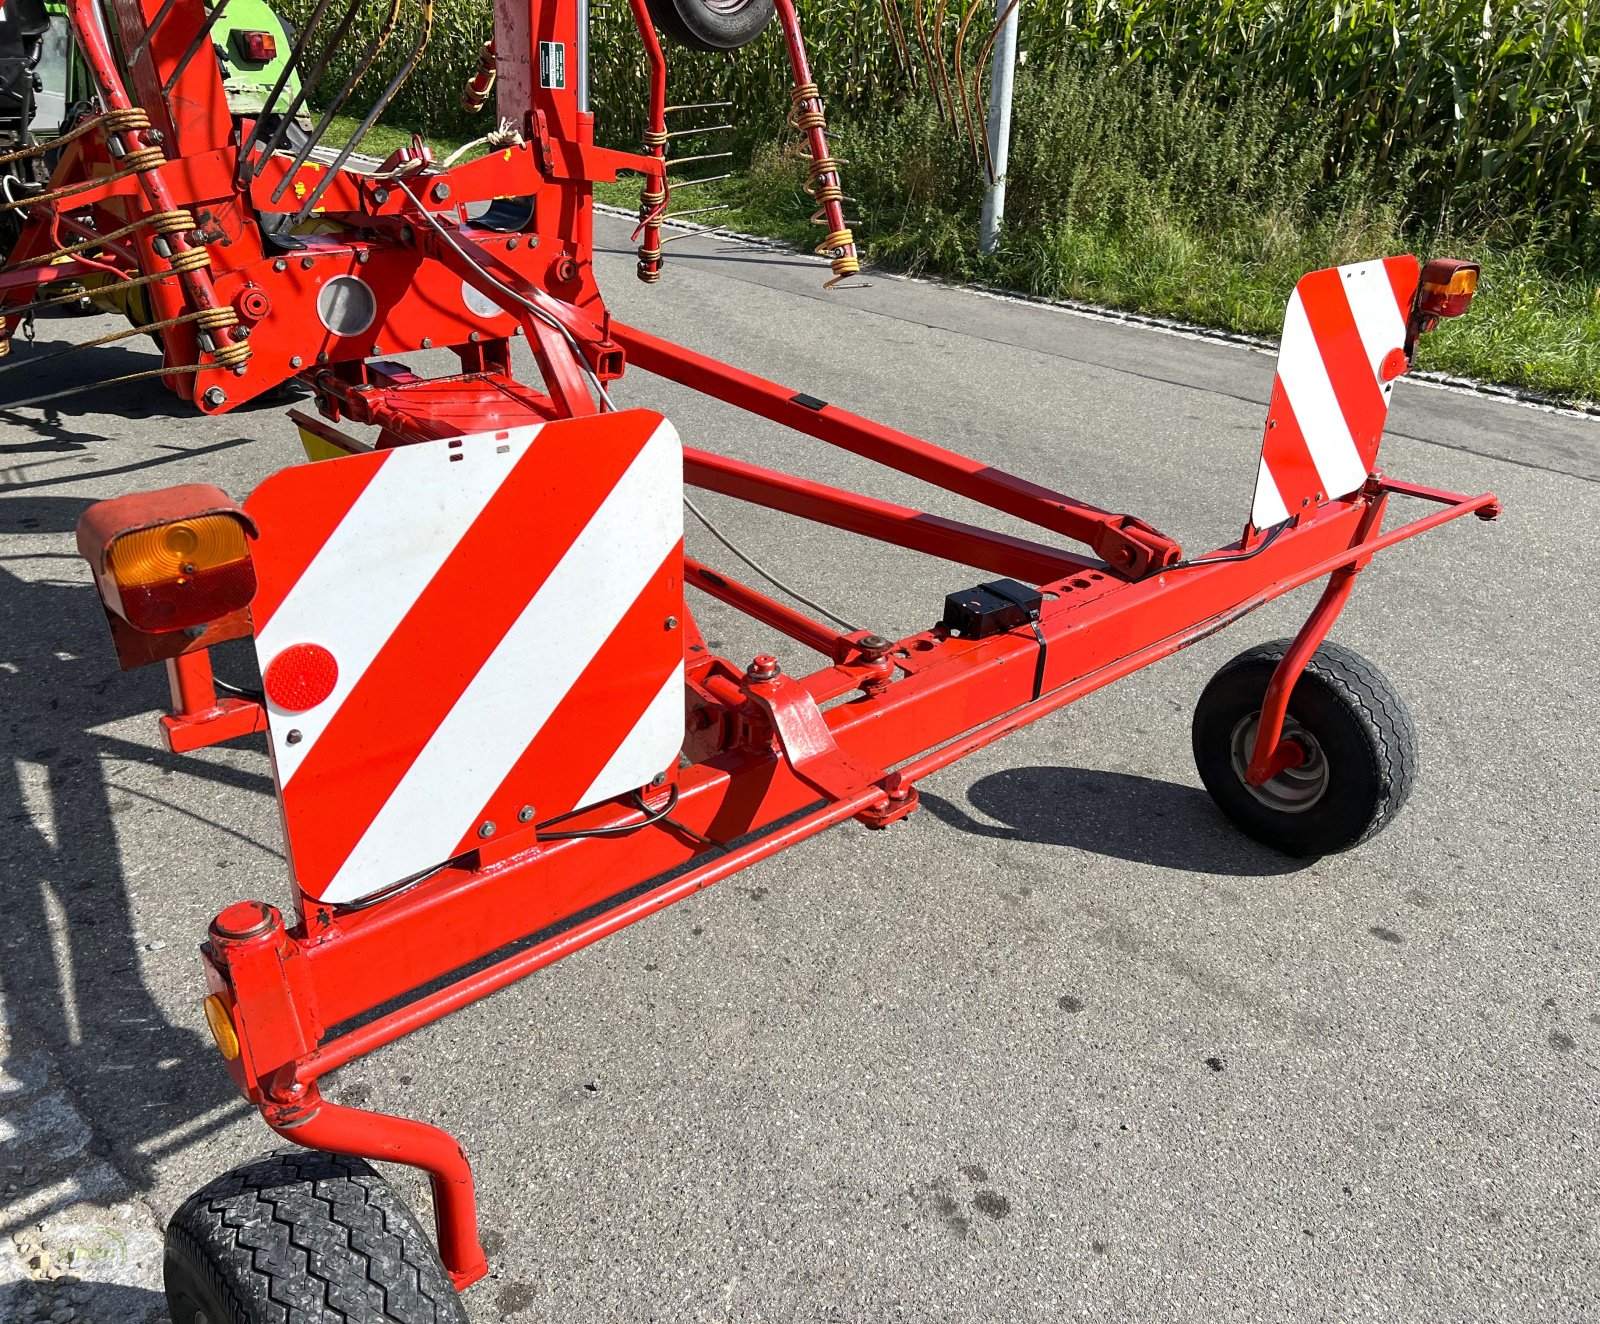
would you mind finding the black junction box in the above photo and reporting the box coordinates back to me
[940,579,1043,640]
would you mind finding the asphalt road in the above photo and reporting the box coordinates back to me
[1,213,1597,1324]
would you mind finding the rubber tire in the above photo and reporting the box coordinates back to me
[644,0,774,51]
[164,1150,469,1324]
[1191,638,1417,857]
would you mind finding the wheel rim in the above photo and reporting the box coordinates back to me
[1229,712,1329,813]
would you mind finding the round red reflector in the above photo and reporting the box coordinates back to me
[1379,348,1409,382]
[264,643,338,712]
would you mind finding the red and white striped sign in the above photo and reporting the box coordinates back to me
[244,410,685,904]
[1251,256,1419,528]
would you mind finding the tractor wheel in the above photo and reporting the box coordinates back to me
[164,1150,468,1324]
[1191,638,1417,857]
[644,0,774,52]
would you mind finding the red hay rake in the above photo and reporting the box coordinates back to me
[1,0,1499,1316]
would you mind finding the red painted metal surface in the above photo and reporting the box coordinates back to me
[44,0,1503,1302]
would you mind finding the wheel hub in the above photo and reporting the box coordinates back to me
[1229,713,1329,812]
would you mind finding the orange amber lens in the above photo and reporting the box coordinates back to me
[107,516,250,588]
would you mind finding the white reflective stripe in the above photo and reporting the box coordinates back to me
[1340,260,1408,380]
[257,424,544,786]
[1275,292,1367,501]
[577,660,685,810]
[1250,453,1290,528]
[323,421,683,902]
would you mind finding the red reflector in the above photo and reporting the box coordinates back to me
[117,558,257,633]
[237,30,277,61]
[1379,348,1409,382]
[264,643,339,712]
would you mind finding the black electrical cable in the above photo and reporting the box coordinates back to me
[1166,520,1288,570]
[536,786,682,841]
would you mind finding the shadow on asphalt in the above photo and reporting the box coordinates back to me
[0,494,256,1245]
[921,765,1301,877]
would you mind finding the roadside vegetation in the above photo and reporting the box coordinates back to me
[298,0,1600,404]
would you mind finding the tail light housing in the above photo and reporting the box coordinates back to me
[77,486,258,658]
[1405,257,1481,358]
[235,29,278,61]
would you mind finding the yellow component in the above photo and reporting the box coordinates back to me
[107,515,250,588]
[203,994,241,1061]
[297,425,364,462]
[1425,268,1478,297]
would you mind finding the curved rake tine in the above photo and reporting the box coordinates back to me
[238,0,343,166]
[253,0,373,168]
[288,0,434,226]
[268,0,406,202]
[160,0,237,96]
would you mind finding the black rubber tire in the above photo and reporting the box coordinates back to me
[164,1150,469,1324]
[644,0,774,51]
[1191,638,1417,857]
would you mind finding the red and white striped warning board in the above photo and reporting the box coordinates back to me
[1251,256,1419,528]
[244,410,685,904]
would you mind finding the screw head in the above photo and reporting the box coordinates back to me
[285,729,303,745]
[421,337,432,349]
[431,181,451,202]
[478,821,496,839]
[651,772,667,787]
[664,616,678,630]
[289,355,303,369]
[202,386,226,408]
[273,258,288,272]
[372,187,389,205]
[506,236,520,250]
[300,256,314,270]
[469,331,481,343]
[356,249,370,264]
[517,805,535,823]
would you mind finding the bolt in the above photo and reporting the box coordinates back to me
[317,352,329,363]
[300,256,314,270]
[285,729,303,744]
[858,634,890,652]
[373,187,389,205]
[478,821,496,839]
[400,225,414,243]
[431,181,452,202]
[356,249,370,264]
[517,805,535,823]
[469,331,481,343]
[665,616,678,630]
[506,236,520,250]
[233,325,251,339]
[273,258,288,272]
[747,654,780,682]
[202,386,226,408]
[371,344,381,356]
[289,355,303,369]
[651,772,667,787]
[421,337,432,349]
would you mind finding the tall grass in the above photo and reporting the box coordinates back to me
[281,0,1600,399]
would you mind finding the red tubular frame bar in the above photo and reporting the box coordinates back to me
[203,464,1496,1291]
[61,0,1501,1301]
[616,321,1183,577]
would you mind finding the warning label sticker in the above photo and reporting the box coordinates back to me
[539,41,566,89]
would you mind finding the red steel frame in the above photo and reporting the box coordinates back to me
[38,0,1501,1299]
